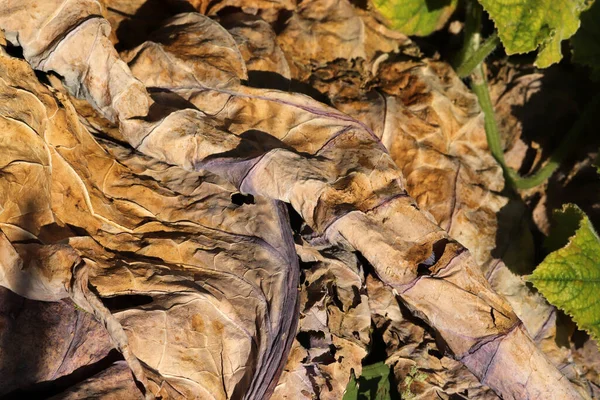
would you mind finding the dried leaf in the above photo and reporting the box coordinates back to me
[288,33,591,396]
[0,288,116,396]
[0,53,299,399]
[0,2,588,399]
[48,361,144,400]
[276,0,414,80]
[367,275,498,399]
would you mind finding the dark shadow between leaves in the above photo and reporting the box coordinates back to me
[506,64,587,177]
[246,70,334,106]
[112,0,196,52]
[544,157,600,233]
[148,88,200,113]
[201,128,328,171]
[0,199,46,397]
[491,198,537,276]
[425,0,452,11]
[1,350,124,400]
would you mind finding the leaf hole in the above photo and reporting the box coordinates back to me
[296,330,324,349]
[417,239,449,276]
[230,192,255,205]
[427,348,443,359]
[101,294,153,312]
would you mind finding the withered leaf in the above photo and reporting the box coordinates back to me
[0,52,298,399]
[0,2,588,399]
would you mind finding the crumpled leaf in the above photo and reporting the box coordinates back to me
[476,0,591,67]
[372,0,458,36]
[221,18,373,397]
[220,12,292,82]
[0,52,299,399]
[529,204,600,341]
[572,338,600,399]
[48,361,144,400]
[572,0,600,80]
[273,242,370,399]
[117,20,561,400]
[366,275,498,399]
[302,56,510,266]
[0,2,587,399]
[289,38,590,396]
[275,0,416,80]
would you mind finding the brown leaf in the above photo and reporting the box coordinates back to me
[48,361,145,400]
[0,287,114,396]
[0,53,299,398]
[367,275,498,399]
[0,3,587,399]
[279,18,591,395]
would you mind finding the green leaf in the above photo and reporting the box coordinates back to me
[343,362,391,400]
[572,0,600,80]
[477,0,593,68]
[529,204,600,341]
[344,370,360,399]
[372,0,458,36]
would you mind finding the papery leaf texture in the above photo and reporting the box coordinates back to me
[0,0,591,399]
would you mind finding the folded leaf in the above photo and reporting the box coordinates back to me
[0,54,299,399]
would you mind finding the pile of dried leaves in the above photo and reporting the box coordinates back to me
[0,0,598,399]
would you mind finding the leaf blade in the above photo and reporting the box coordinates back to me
[477,0,592,67]
[373,0,458,36]
[529,204,600,341]
[343,362,391,400]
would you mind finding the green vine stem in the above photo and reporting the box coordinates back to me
[456,0,599,190]
[471,56,600,189]
[453,0,483,72]
[470,64,512,176]
[456,32,499,78]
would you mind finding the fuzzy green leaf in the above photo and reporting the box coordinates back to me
[372,0,458,36]
[343,362,391,400]
[529,204,600,341]
[572,0,600,80]
[477,0,593,67]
